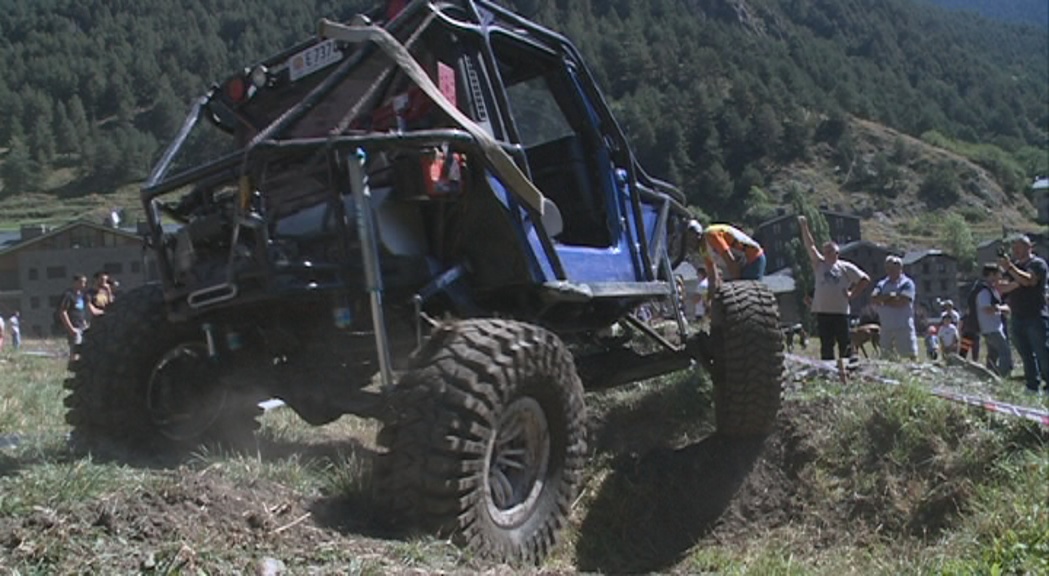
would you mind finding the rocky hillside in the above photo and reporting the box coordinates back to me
[766,118,1040,249]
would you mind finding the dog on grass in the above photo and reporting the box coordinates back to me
[850,323,881,359]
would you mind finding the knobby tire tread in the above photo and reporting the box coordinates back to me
[63,285,260,458]
[376,319,586,564]
[711,280,785,437]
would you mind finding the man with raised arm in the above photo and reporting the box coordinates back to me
[798,215,870,381]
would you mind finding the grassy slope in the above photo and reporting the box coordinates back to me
[0,341,1046,573]
[0,166,144,229]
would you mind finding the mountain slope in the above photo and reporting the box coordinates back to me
[0,0,1045,244]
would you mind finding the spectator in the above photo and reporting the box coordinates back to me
[940,300,960,324]
[958,312,981,363]
[798,215,870,381]
[58,275,90,361]
[88,271,114,317]
[872,255,918,359]
[925,324,940,361]
[693,268,709,322]
[972,263,1013,377]
[998,235,1048,395]
[7,312,19,351]
[686,220,766,290]
[938,314,960,357]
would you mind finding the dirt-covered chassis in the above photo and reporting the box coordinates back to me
[64,0,784,564]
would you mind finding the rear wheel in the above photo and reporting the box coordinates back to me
[64,285,261,458]
[708,280,784,436]
[376,319,586,564]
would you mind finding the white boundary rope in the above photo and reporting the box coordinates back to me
[786,353,1049,428]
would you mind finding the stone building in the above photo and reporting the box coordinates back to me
[0,220,153,338]
[901,249,958,317]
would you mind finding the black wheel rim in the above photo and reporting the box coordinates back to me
[146,342,227,442]
[484,396,551,528]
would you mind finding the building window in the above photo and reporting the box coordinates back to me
[938,262,946,273]
[923,280,932,293]
[922,263,930,274]
[28,268,38,281]
[940,279,948,290]
[772,223,780,234]
[131,261,142,274]
[46,266,66,280]
[30,297,40,309]
[49,295,63,309]
[103,262,123,275]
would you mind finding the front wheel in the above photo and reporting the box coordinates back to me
[376,319,587,564]
[708,280,785,436]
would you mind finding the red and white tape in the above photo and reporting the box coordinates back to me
[785,353,1049,428]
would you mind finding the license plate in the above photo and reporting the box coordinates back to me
[287,38,343,82]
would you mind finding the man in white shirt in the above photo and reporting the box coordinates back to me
[798,216,870,378]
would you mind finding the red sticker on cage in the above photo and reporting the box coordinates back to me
[438,62,456,107]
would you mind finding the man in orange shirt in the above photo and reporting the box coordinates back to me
[687,220,766,287]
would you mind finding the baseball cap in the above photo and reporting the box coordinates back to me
[1009,234,1033,246]
[687,220,703,235]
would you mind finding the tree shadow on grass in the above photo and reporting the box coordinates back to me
[575,432,767,574]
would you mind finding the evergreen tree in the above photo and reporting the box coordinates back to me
[28,115,56,167]
[938,212,976,272]
[0,137,40,195]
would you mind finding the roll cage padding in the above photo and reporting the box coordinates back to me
[317,17,564,237]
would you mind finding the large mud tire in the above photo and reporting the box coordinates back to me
[709,280,784,436]
[63,285,261,458]
[377,319,587,564]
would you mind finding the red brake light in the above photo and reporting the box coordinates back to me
[226,77,247,103]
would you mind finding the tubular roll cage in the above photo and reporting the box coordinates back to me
[140,0,695,386]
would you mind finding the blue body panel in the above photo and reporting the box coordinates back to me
[482,62,665,288]
[486,174,659,285]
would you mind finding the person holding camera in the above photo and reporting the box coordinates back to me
[871,255,918,360]
[88,271,115,317]
[998,235,1048,395]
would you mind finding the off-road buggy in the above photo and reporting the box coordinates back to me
[64,0,784,563]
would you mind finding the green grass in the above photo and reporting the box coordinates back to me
[0,180,144,228]
[1,340,1047,573]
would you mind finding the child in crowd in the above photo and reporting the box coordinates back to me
[938,314,960,358]
[924,324,940,361]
